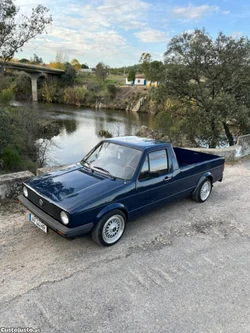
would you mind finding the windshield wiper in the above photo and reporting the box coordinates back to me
[81,160,96,174]
[81,160,91,169]
[92,166,115,179]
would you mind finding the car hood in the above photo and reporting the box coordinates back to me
[26,163,125,210]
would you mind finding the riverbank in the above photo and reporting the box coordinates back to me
[94,86,151,112]
[7,70,153,113]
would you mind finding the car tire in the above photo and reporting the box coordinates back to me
[91,209,126,246]
[192,178,212,203]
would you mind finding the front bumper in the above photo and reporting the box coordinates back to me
[18,195,94,238]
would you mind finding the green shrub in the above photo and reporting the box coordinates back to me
[107,84,117,98]
[40,81,58,103]
[0,88,14,105]
[86,81,102,93]
[64,86,87,106]
[0,109,12,154]
[0,76,13,91]
[13,73,31,100]
[84,91,97,105]
[60,62,76,86]
[2,147,22,171]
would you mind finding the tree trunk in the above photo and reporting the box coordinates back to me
[0,63,4,76]
[209,119,218,148]
[223,122,234,146]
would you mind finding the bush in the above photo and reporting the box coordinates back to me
[86,81,102,93]
[107,84,117,98]
[0,109,12,154]
[0,105,57,172]
[84,91,97,105]
[2,147,22,171]
[0,76,13,92]
[64,86,87,106]
[0,88,14,105]
[40,81,58,103]
[60,62,76,86]
[14,73,31,100]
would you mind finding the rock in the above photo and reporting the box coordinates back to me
[98,130,112,138]
[131,97,147,112]
[136,126,169,141]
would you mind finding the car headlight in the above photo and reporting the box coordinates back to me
[23,186,28,198]
[60,211,69,225]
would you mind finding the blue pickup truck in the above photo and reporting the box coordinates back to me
[19,136,224,246]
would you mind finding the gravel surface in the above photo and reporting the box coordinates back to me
[0,158,250,333]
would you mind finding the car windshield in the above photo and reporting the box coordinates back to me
[81,142,142,180]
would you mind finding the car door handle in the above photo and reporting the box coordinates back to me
[163,176,171,182]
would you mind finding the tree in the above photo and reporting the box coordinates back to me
[71,58,81,72]
[60,62,76,86]
[19,58,29,63]
[14,72,32,99]
[127,68,136,82]
[49,50,67,70]
[149,60,165,82]
[139,53,164,83]
[157,29,250,147]
[81,63,89,69]
[30,53,43,65]
[0,0,52,70]
[95,62,109,82]
[139,52,152,78]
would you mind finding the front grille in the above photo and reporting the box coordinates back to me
[27,188,62,221]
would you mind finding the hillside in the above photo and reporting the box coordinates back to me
[70,72,152,112]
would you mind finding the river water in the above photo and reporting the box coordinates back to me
[24,103,155,166]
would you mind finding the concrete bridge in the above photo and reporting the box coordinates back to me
[0,61,64,102]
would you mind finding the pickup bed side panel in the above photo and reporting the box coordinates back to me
[170,158,224,200]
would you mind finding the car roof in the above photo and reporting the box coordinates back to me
[104,136,170,151]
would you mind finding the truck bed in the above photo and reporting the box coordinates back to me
[173,147,221,168]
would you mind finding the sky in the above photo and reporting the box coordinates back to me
[15,0,250,68]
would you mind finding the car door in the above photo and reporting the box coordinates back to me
[135,149,175,213]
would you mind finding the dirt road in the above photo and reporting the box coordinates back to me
[0,158,250,332]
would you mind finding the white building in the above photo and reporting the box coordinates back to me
[126,74,157,86]
[80,68,95,73]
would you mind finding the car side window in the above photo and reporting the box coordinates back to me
[149,150,168,175]
[138,155,149,180]
[138,150,169,181]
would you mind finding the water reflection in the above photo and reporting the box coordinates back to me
[24,103,154,166]
[56,118,78,134]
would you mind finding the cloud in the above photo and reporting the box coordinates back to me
[28,25,134,66]
[222,10,230,15]
[75,0,150,31]
[120,21,148,31]
[14,0,165,66]
[134,29,169,43]
[172,5,219,21]
[97,0,149,14]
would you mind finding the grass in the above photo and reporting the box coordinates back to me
[75,72,126,88]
